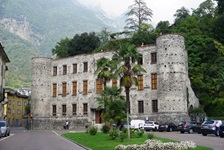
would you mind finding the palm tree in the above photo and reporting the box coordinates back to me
[112,43,146,139]
[97,86,126,127]
[95,57,116,86]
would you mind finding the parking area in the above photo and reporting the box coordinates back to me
[150,131,224,150]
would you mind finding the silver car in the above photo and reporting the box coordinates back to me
[0,121,10,137]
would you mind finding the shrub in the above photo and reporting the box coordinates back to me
[109,128,119,140]
[147,133,154,139]
[136,129,144,137]
[121,127,127,133]
[101,124,110,134]
[119,132,126,142]
[89,126,98,135]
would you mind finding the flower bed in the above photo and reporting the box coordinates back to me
[115,139,196,150]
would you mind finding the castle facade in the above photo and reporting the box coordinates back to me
[31,34,199,129]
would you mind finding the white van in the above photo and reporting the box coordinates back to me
[130,119,145,130]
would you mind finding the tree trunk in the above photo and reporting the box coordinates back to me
[125,86,131,139]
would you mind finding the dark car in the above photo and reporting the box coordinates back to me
[0,121,10,137]
[158,122,178,132]
[178,121,201,134]
[201,120,222,136]
[219,122,224,138]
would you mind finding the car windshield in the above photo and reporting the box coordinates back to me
[145,121,153,124]
[0,122,6,127]
[179,122,186,125]
[203,120,215,124]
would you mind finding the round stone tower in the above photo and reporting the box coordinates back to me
[31,57,52,122]
[156,34,188,113]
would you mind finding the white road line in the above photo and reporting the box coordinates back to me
[0,134,15,142]
[52,130,59,135]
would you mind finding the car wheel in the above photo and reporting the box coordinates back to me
[7,131,10,136]
[188,129,193,134]
[169,128,173,132]
[215,131,219,136]
[180,131,185,134]
[202,133,207,136]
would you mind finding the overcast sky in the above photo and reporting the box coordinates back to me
[77,0,206,25]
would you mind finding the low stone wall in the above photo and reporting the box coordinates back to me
[32,117,90,130]
[131,112,190,125]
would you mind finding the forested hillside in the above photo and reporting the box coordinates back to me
[0,0,120,89]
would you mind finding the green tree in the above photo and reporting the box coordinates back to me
[131,23,156,46]
[67,32,100,56]
[52,37,70,58]
[215,0,224,14]
[112,43,146,139]
[25,103,31,115]
[95,57,116,86]
[155,21,171,34]
[97,86,126,126]
[98,28,110,46]
[125,0,153,31]
[173,7,190,24]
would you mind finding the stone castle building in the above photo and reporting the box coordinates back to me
[31,34,199,129]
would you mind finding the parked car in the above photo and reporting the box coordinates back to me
[0,121,10,137]
[201,120,222,136]
[119,122,131,130]
[144,121,159,131]
[158,122,178,132]
[0,127,2,138]
[130,119,145,130]
[178,121,201,134]
[219,122,224,138]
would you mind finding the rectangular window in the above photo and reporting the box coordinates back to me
[138,101,144,113]
[96,79,103,94]
[151,73,157,89]
[72,81,77,95]
[138,54,143,65]
[73,63,77,73]
[53,66,57,76]
[52,105,56,116]
[17,101,21,106]
[62,82,67,96]
[72,104,77,115]
[53,83,57,97]
[63,65,67,75]
[62,104,66,116]
[83,103,88,115]
[17,109,21,114]
[138,75,144,90]
[83,81,88,95]
[112,79,117,87]
[151,52,157,64]
[152,100,158,113]
[83,62,88,72]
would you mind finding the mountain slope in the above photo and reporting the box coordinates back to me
[0,0,122,89]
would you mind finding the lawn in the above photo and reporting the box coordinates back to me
[63,132,213,150]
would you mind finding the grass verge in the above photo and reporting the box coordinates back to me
[63,132,213,150]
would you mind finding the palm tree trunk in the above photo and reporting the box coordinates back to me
[125,86,131,139]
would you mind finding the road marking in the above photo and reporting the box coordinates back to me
[52,130,59,136]
[0,134,15,142]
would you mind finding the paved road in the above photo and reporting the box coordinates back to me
[1,128,223,150]
[0,127,86,150]
[151,131,224,150]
